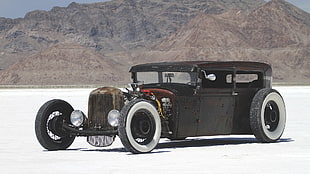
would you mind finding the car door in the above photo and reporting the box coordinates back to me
[195,70,235,136]
[176,96,200,137]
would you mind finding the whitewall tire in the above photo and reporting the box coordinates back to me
[250,88,286,142]
[118,99,161,153]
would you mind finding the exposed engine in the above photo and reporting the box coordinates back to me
[161,97,173,118]
[122,83,174,120]
[121,83,175,136]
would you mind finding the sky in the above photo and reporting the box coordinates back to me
[0,0,108,18]
[0,0,309,19]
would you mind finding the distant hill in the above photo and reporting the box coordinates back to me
[0,0,309,85]
[137,0,310,83]
[0,44,129,85]
[0,0,264,68]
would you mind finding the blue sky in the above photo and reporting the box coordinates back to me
[0,0,107,18]
[0,0,309,19]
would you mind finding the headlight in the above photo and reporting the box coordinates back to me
[70,110,85,127]
[108,109,120,127]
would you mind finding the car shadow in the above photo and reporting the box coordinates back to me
[62,137,293,154]
[156,137,293,150]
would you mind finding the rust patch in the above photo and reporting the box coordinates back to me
[91,87,123,95]
[88,87,124,129]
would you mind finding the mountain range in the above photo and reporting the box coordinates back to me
[0,0,309,85]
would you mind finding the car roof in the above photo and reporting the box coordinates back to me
[130,61,271,73]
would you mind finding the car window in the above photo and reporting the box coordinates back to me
[227,72,262,88]
[136,72,197,86]
[136,72,158,84]
[163,72,192,84]
[235,72,262,88]
[236,74,258,83]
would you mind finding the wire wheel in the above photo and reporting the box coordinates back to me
[35,99,75,150]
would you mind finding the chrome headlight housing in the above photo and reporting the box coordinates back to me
[70,110,85,127]
[108,109,120,127]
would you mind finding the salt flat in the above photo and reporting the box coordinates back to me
[0,86,309,174]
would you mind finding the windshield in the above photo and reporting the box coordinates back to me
[136,72,197,86]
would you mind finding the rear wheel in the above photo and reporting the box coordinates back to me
[118,99,161,153]
[35,99,75,150]
[250,89,286,142]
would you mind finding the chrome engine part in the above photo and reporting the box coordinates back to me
[87,135,115,147]
[161,97,173,118]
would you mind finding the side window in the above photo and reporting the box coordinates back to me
[235,72,262,88]
[162,72,197,86]
[136,72,158,84]
[236,74,258,83]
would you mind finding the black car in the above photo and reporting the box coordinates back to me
[35,61,286,153]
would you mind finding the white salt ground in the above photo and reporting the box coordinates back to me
[0,86,309,174]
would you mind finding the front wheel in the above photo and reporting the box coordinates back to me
[35,99,75,150]
[250,89,286,143]
[118,99,161,153]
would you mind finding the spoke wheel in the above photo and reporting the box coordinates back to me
[35,99,75,150]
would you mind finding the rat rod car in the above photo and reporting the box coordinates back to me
[35,61,286,153]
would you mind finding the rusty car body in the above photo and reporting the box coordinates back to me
[35,61,286,153]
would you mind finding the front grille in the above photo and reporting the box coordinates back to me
[88,87,124,130]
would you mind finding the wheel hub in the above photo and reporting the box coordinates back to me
[139,120,151,135]
[264,101,280,131]
[131,109,156,145]
[270,111,278,122]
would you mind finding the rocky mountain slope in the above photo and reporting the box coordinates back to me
[0,44,127,85]
[145,0,310,83]
[0,0,264,68]
[0,0,309,85]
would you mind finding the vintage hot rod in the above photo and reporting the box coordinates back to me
[35,61,286,153]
